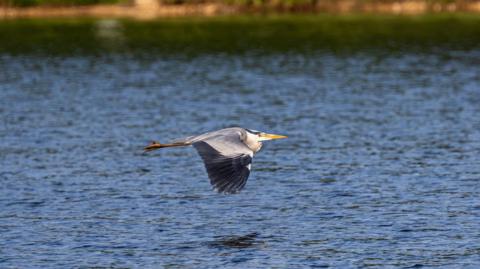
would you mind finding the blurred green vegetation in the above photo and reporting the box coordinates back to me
[0,0,476,7]
[160,0,318,6]
[0,15,480,55]
[0,0,120,7]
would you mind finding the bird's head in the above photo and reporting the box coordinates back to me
[246,129,288,142]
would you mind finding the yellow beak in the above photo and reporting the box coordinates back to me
[261,133,288,140]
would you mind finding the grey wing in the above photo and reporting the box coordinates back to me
[192,130,254,193]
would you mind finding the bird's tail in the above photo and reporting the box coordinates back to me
[144,141,190,152]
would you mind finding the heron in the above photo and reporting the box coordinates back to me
[144,127,287,194]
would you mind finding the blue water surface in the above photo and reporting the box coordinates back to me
[1,51,480,268]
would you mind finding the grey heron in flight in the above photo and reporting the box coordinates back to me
[144,127,287,194]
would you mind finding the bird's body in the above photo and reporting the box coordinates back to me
[144,127,286,194]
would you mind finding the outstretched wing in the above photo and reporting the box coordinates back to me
[192,130,254,194]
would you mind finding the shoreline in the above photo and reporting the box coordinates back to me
[2,1,480,19]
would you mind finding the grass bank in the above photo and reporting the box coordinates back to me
[1,0,480,19]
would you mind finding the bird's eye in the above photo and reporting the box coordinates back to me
[246,129,261,135]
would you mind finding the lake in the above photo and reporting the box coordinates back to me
[1,15,480,268]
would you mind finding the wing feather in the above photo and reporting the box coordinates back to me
[193,141,252,194]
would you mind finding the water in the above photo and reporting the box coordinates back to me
[1,34,480,267]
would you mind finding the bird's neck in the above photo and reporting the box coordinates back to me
[244,132,263,153]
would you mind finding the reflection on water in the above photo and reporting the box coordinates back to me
[1,16,480,55]
[95,19,125,50]
[209,232,264,249]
